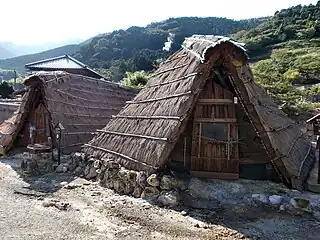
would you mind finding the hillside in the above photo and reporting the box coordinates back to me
[73,17,266,81]
[0,44,81,74]
[232,1,320,115]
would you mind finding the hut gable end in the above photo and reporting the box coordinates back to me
[0,72,137,154]
[83,35,315,190]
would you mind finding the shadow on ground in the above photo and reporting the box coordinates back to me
[0,153,75,195]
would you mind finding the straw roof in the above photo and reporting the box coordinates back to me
[83,35,314,189]
[0,71,137,154]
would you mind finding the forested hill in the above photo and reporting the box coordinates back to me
[234,1,320,115]
[72,17,266,81]
[233,1,320,59]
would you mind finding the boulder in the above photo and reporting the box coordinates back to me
[21,158,39,175]
[157,191,180,207]
[93,160,100,169]
[85,166,98,180]
[141,187,160,200]
[72,152,83,163]
[73,166,83,176]
[56,164,68,173]
[160,175,177,190]
[252,194,269,204]
[146,174,160,187]
[290,197,311,211]
[136,171,147,188]
[84,165,91,176]
[269,195,283,205]
[113,179,126,194]
[132,187,143,198]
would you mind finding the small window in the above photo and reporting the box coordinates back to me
[201,123,228,141]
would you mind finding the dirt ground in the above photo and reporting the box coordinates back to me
[0,156,319,240]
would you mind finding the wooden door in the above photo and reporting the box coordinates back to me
[31,103,51,144]
[190,78,239,180]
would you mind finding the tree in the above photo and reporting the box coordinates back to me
[0,81,14,98]
[121,71,150,89]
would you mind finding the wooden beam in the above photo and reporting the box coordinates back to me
[190,171,239,180]
[61,142,86,149]
[111,115,181,120]
[146,73,198,88]
[126,91,192,104]
[84,143,157,170]
[197,99,233,104]
[194,118,237,123]
[150,64,188,77]
[96,129,168,141]
[63,132,97,136]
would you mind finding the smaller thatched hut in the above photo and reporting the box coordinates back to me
[0,71,137,154]
[83,35,315,190]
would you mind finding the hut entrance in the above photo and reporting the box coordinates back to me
[190,74,239,180]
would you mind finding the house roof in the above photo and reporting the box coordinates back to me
[0,71,137,154]
[25,55,105,79]
[82,35,314,190]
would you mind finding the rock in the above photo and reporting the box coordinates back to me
[141,187,160,200]
[146,174,160,187]
[269,195,283,205]
[279,205,286,211]
[132,187,143,198]
[56,164,68,173]
[252,194,269,204]
[85,167,98,180]
[290,197,310,211]
[181,210,188,216]
[136,171,147,188]
[160,175,177,190]
[21,159,39,175]
[113,179,126,194]
[93,160,100,169]
[84,165,91,176]
[60,181,68,187]
[72,152,83,163]
[157,190,180,207]
[73,166,83,176]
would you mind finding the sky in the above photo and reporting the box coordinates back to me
[0,0,318,45]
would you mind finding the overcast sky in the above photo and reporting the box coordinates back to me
[1,0,318,45]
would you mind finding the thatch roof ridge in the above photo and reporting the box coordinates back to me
[23,70,137,92]
[182,35,247,62]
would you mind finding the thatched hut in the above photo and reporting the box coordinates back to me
[0,71,137,154]
[83,35,315,190]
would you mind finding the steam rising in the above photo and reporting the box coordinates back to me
[162,32,175,52]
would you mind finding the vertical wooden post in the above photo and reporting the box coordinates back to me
[57,129,61,165]
[183,136,187,167]
[227,123,231,161]
[198,123,202,158]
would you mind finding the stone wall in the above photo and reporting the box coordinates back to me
[77,154,184,207]
[66,152,320,220]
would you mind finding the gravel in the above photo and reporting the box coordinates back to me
[0,156,319,240]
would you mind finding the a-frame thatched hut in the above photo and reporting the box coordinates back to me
[0,71,137,154]
[83,35,315,190]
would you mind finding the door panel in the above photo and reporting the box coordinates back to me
[191,78,239,178]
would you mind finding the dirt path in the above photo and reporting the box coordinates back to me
[0,156,319,240]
